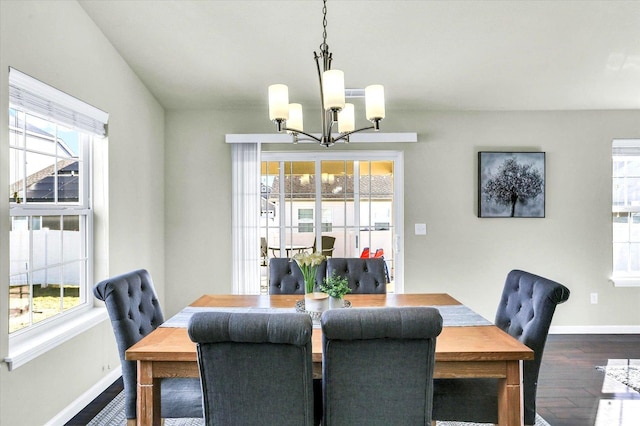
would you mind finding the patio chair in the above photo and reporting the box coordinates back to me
[312,236,336,257]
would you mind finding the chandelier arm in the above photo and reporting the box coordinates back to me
[333,125,376,143]
[281,127,322,143]
[314,53,329,144]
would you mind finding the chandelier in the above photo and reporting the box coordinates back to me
[268,0,385,148]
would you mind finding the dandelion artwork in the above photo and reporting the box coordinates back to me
[478,152,545,218]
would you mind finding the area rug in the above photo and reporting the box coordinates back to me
[89,391,550,426]
[596,364,640,393]
[87,391,202,426]
[436,415,550,426]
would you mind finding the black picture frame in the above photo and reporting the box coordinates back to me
[478,151,545,218]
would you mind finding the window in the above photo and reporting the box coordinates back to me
[6,68,108,369]
[612,140,640,286]
[321,208,333,232]
[298,208,314,233]
[9,108,91,333]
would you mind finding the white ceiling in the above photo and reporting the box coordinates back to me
[78,0,640,112]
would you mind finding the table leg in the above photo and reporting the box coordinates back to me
[497,360,524,426]
[137,360,162,426]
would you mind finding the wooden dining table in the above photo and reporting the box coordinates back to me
[125,293,533,426]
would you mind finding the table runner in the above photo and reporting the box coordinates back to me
[161,304,491,328]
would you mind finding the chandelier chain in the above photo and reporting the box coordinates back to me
[320,0,328,53]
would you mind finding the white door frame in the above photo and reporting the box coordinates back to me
[261,150,405,293]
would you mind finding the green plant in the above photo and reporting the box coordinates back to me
[320,273,351,298]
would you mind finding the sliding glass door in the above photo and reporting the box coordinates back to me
[261,151,403,293]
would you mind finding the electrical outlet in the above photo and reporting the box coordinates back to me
[590,293,598,304]
[415,223,427,235]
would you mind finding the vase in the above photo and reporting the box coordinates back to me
[329,296,344,309]
[305,291,328,313]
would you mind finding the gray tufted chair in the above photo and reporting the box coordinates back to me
[321,307,443,425]
[93,269,203,422]
[326,258,387,294]
[432,269,570,425]
[188,311,316,426]
[269,258,327,294]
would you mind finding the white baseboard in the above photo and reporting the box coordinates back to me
[550,325,640,334]
[45,366,122,426]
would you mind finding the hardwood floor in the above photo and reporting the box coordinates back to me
[537,334,640,426]
[67,334,640,426]
[64,377,123,425]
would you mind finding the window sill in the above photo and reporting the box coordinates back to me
[611,277,640,287]
[3,307,108,371]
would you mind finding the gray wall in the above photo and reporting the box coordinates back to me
[0,1,166,424]
[164,108,640,327]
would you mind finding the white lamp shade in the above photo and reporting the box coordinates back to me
[365,84,385,120]
[338,103,355,133]
[269,84,289,121]
[287,103,303,133]
[322,70,345,110]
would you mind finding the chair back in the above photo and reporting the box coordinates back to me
[93,269,202,419]
[188,311,315,426]
[313,236,336,257]
[496,269,570,424]
[93,269,164,418]
[269,258,327,294]
[326,258,387,294]
[321,307,443,425]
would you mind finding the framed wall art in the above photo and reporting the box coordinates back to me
[478,151,545,218]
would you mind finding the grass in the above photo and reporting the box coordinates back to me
[9,284,80,333]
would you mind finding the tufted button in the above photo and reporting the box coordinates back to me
[355,281,360,287]
[277,283,281,288]
[295,284,300,289]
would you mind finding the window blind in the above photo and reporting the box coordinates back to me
[9,67,108,137]
[613,140,640,157]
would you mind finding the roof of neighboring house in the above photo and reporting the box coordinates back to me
[10,159,78,202]
[267,174,393,200]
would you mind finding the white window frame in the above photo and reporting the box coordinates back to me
[5,69,108,370]
[611,139,640,287]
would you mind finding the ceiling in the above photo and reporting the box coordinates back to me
[78,0,640,112]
